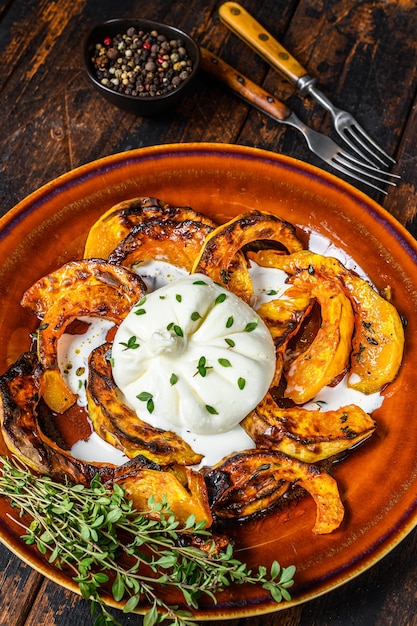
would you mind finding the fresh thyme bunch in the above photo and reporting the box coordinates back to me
[0,455,295,626]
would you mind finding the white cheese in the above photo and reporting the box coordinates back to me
[111,273,276,436]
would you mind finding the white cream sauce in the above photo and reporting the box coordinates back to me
[60,232,383,467]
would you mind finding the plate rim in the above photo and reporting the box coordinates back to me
[1,142,417,620]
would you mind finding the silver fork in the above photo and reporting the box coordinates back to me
[201,48,397,194]
[219,2,397,169]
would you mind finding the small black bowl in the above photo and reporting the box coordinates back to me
[83,18,201,116]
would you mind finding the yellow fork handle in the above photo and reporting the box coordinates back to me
[219,1,309,87]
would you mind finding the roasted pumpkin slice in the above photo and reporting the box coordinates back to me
[273,250,405,394]
[83,196,217,259]
[242,392,376,463]
[117,466,213,527]
[108,218,213,272]
[192,210,304,303]
[0,352,119,484]
[203,449,344,534]
[256,285,313,346]
[343,273,405,393]
[21,259,145,318]
[22,260,146,413]
[87,343,203,466]
[283,271,355,404]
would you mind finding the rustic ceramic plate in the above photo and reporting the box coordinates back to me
[1,143,417,619]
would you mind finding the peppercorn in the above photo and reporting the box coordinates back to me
[91,27,194,98]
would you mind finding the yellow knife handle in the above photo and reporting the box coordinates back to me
[219,1,310,87]
[200,47,291,120]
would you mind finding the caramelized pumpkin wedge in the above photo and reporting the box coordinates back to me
[117,466,213,527]
[242,392,376,463]
[87,343,203,466]
[192,210,304,302]
[0,352,118,484]
[84,196,216,259]
[21,259,145,318]
[108,219,213,272]
[22,260,146,413]
[203,449,344,534]
[273,250,405,394]
[284,270,355,404]
[256,285,313,346]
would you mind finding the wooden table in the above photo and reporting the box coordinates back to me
[1,1,417,624]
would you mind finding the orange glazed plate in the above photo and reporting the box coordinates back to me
[0,143,417,619]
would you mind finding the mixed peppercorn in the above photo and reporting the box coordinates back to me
[90,27,194,98]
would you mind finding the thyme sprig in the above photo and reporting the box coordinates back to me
[0,456,295,626]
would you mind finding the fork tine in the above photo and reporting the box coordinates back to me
[304,85,397,168]
[330,152,399,194]
[337,121,396,168]
[328,160,389,194]
[335,151,401,183]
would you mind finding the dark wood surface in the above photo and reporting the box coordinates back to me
[1,1,417,625]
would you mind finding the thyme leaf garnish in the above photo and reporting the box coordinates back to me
[244,319,259,332]
[196,356,212,377]
[226,316,234,328]
[119,336,140,350]
[0,456,295,626]
[136,391,154,413]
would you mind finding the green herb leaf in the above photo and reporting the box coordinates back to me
[214,293,227,305]
[238,377,246,390]
[218,358,232,368]
[244,319,259,332]
[170,373,178,386]
[119,336,140,350]
[206,404,218,414]
[196,356,212,377]
[136,392,154,414]
[0,455,295,626]
[190,311,201,321]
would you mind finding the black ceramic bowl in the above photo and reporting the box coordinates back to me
[83,18,201,116]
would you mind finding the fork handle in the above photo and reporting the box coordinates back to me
[219,1,313,89]
[200,47,291,120]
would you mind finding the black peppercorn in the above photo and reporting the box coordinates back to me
[91,26,194,98]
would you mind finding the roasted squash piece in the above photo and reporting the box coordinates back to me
[242,392,376,463]
[108,219,213,272]
[203,449,344,534]
[87,343,203,466]
[343,273,405,394]
[117,466,213,527]
[21,259,145,318]
[83,196,217,259]
[273,250,405,394]
[283,271,355,404]
[192,210,304,302]
[0,352,119,484]
[256,285,313,346]
[22,260,146,413]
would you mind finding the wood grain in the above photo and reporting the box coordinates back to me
[1,0,417,624]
